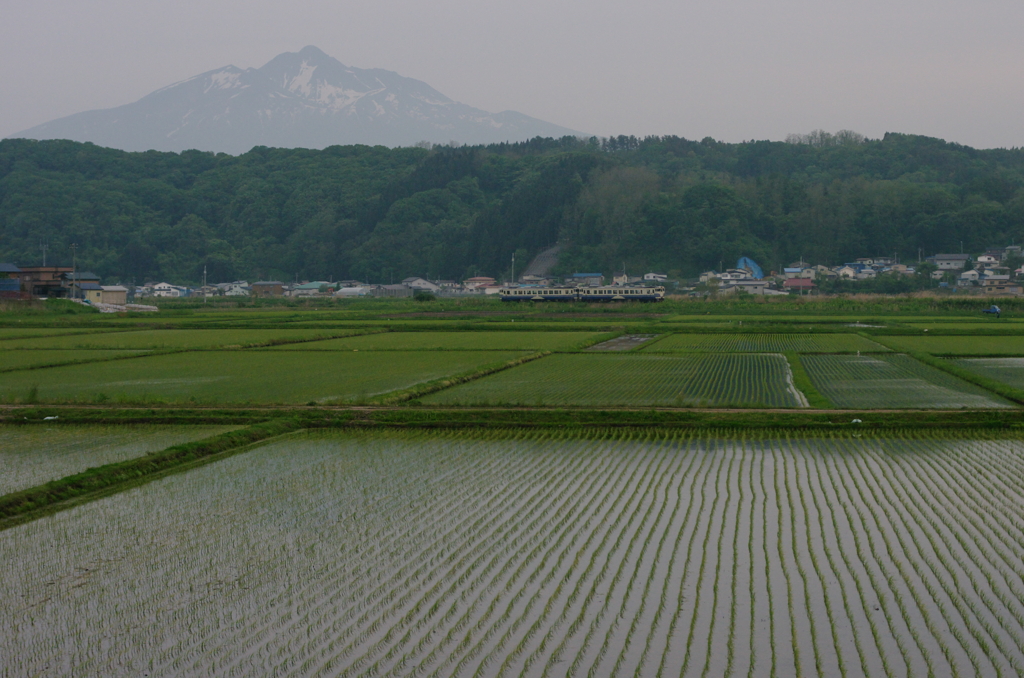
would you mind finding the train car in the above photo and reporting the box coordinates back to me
[499,286,579,302]
[499,285,665,302]
[578,285,665,302]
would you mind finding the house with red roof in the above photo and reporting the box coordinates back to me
[782,278,816,294]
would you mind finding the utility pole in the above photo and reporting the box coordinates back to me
[40,242,48,267]
[511,251,515,285]
[203,265,207,305]
[69,243,78,300]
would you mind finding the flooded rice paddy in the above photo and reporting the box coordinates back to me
[4,430,1024,676]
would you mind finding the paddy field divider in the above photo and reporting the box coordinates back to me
[0,418,303,530]
[369,351,553,405]
[783,352,834,409]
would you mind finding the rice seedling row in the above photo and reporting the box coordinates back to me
[881,336,1024,355]
[6,431,1024,675]
[644,333,889,353]
[801,353,1012,409]
[0,424,240,495]
[954,357,1024,393]
[421,353,807,408]
[853,451,1013,674]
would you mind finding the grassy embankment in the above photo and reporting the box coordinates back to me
[0,419,303,529]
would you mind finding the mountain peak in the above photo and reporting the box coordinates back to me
[11,48,583,154]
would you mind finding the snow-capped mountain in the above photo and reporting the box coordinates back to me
[11,46,583,154]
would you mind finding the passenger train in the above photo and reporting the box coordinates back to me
[500,285,665,302]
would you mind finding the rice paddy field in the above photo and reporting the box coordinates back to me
[7,430,1024,677]
[802,354,1012,409]
[265,331,604,351]
[0,328,363,350]
[0,349,152,372]
[647,333,889,353]
[0,350,529,404]
[879,336,1024,355]
[421,353,808,407]
[0,328,112,340]
[955,358,1024,390]
[0,424,239,495]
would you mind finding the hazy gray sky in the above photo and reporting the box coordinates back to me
[3,0,1022,148]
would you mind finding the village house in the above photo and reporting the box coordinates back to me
[100,285,128,305]
[568,272,604,286]
[216,281,250,296]
[835,265,859,279]
[958,270,980,286]
[370,284,413,298]
[16,266,72,297]
[289,281,333,297]
[463,276,496,290]
[783,278,816,294]
[926,254,971,270]
[251,281,285,297]
[813,265,838,280]
[720,279,776,295]
[146,282,186,297]
[61,270,100,292]
[0,263,25,299]
[643,272,667,282]
[981,279,1024,296]
[334,285,369,297]
[401,277,441,293]
[72,282,103,303]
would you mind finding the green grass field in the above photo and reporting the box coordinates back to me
[421,353,807,407]
[0,328,365,350]
[954,358,1024,390]
[0,350,529,404]
[802,354,1011,408]
[0,349,152,372]
[645,332,889,353]
[878,335,1024,355]
[264,331,606,351]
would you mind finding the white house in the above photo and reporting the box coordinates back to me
[402,277,441,292]
[643,272,667,282]
[221,281,249,296]
[836,266,859,279]
[927,254,971,270]
[151,282,183,297]
[463,276,496,290]
[958,269,980,286]
[720,280,774,295]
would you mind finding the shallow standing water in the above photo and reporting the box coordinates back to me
[3,430,1024,677]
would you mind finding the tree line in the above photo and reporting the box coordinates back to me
[1,131,1022,285]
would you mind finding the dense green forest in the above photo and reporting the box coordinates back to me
[1,132,1023,285]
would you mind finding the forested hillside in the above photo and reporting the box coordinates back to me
[2,133,1023,285]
